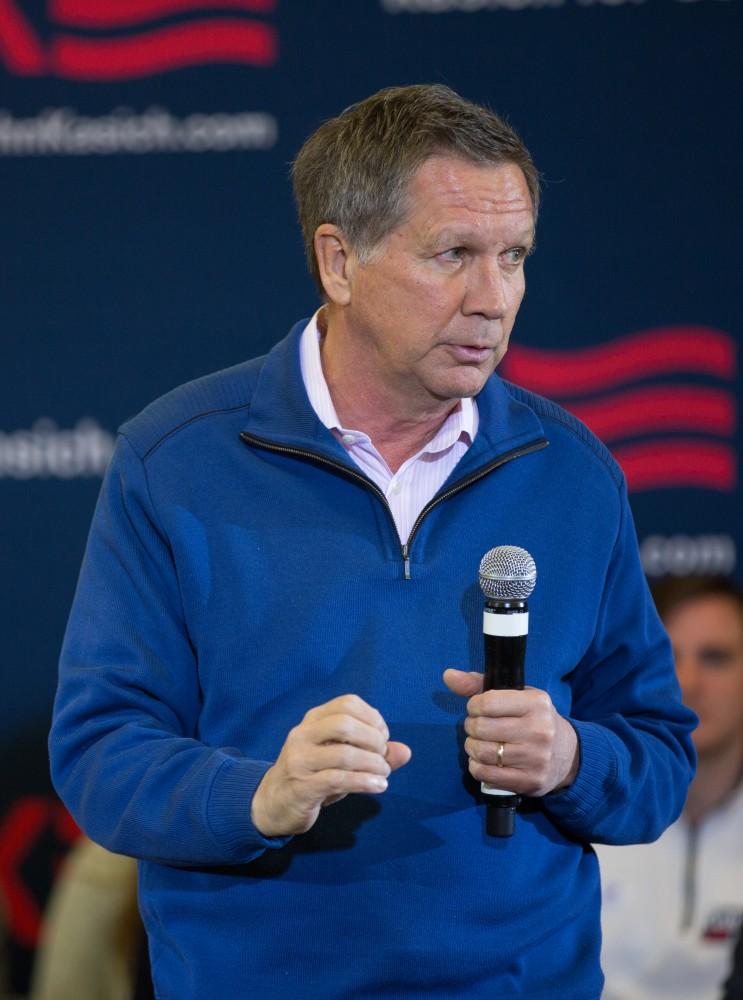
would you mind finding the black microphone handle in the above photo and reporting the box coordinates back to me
[482,599,528,838]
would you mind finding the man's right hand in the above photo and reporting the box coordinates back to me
[250,694,412,838]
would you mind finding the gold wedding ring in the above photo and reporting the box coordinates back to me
[496,742,505,768]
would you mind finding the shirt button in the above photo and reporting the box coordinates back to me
[341,433,355,445]
[390,481,401,495]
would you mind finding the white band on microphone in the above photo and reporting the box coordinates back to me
[481,782,515,797]
[483,610,528,637]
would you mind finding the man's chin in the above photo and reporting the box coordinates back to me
[428,381,486,403]
[435,365,494,400]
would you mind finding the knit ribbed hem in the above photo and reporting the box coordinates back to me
[542,719,617,824]
[206,756,290,859]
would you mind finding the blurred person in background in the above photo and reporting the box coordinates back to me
[723,923,743,1000]
[30,837,153,1000]
[598,575,743,999]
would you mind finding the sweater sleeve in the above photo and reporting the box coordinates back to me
[49,434,288,865]
[541,479,697,845]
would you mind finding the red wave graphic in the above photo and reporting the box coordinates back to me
[49,18,277,79]
[567,386,736,443]
[0,0,46,74]
[613,440,737,493]
[51,0,276,30]
[502,327,735,397]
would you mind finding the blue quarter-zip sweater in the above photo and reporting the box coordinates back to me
[50,321,696,999]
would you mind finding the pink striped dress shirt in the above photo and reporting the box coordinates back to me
[299,314,478,543]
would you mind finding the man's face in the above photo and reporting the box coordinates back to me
[665,594,743,759]
[342,156,534,408]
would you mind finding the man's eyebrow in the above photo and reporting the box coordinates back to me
[428,227,536,247]
[425,228,469,246]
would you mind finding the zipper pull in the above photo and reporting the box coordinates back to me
[401,543,411,580]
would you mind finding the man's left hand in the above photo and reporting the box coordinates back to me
[443,669,580,796]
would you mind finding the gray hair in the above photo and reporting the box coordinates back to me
[292,84,540,293]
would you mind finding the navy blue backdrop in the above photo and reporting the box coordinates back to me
[1,0,741,991]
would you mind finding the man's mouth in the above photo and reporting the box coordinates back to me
[446,344,494,363]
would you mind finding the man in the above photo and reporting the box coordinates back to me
[50,85,695,999]
[599,576,743,999]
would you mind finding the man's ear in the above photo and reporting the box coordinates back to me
[314,224,355,305]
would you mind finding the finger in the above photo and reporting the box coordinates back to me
[463,715,526,743]
[469,760,528,794]
[464,736,528,768]
[302,714,389,755]
[303,694,389,738]
[466,688,552,719]
[385,741,412,771]
[309,768,389,800]
[308,743,391,777]
[442,668,484,697]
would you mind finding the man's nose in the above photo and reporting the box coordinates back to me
[676,657,701,703]
[463,257,509,320]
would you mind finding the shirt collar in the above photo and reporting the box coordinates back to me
[299,311,345,432]
[298,311,478,450]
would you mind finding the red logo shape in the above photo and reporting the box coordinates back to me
[0,796,80,946]
[51,0,276,28]
[503,327,735,397]
[0,0,278,79]
[500,326,738,494]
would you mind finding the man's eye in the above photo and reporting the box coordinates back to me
[439,247,465,261]
[503,247,526,265]
[699,647,735,668]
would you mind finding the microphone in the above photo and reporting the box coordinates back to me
[478,545,537,838]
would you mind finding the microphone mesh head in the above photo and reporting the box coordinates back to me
[479,545,536,601]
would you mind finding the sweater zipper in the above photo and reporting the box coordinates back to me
[240,432,548,579]
[399,438,548,577]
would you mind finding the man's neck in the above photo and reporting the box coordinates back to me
[684,740,743,828]
[318,308,460,473]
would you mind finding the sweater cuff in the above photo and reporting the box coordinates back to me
[206,756,290,859]
[541,719,619,828]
